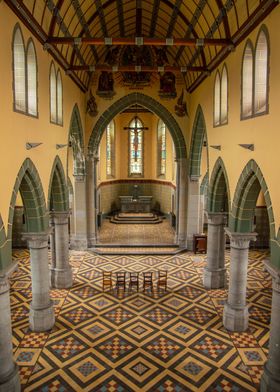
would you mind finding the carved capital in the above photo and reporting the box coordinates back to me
[50,211,70,225]
[225,228,257,250]
[22,230,51,249]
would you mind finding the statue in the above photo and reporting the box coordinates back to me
[96,71,115,99]
[158,72,177,99]
[175,89,188,117]
[86,90,98,117]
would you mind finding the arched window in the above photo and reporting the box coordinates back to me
[50,63,63,125]
[57,70,63,125]
[129,117,143,176]
[241,27,269,119]
[242,41,254,118]
[254,29,269,115]
[157,119,166,177]
[13,26,26,112]
[26,40,37,116]
[106,120,115,177]
[220,65,228,124]
[50,63,57,123]
[214,71,221,126]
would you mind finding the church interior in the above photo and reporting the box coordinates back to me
[0,1,280,391]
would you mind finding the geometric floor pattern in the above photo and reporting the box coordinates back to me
[10,248,271,391]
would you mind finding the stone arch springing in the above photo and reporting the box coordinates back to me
[229,160,275,240]
[189,105,209,178]
[200,171,209,197]
[8,159,48,240]
[87,93,187,159]
[208,157,231,213]
[68,104,85,176]
[48,156,68,212]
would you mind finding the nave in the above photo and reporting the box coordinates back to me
[10,249,271,392]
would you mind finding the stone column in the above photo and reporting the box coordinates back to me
[23,232,55,332]
[70,174,88,250]
[176,158,188,248]
[186,175,201,249]
[0,276,20,392]
[86,156,98,247]
[260,261,280,392]
[223,229,257,331]
[49,213,56,269]
[50,211,73,289]
[203,212,227,289]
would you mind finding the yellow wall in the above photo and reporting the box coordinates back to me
[189,8,280,232]
[0,4,85,236]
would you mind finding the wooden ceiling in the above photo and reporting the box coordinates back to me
[5,0,278,93]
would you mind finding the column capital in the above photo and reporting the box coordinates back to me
[225,228,257,249]
[50,210,70,225]
[0,275,10,295]
[264,260,280,292]
[207,212,227,226]
[22,230,51,248]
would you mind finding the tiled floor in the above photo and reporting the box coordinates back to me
[10,249,271,391]
[98,218,176,244]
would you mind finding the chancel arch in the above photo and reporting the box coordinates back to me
[87,92,188,247]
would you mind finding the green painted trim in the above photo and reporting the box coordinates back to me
[88,93,187,159]
[189,105,208,177]
[48,156,69,212]
[68,104,85,176]
[208,157,231,213]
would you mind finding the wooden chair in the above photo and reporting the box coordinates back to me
[143,272,153,292]
[158,270,167,291]
[103,271,112,291]
[115,271,126,290]
[128,272,139,291]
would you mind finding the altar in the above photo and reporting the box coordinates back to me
[119,196,153,213]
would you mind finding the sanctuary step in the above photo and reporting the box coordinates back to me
[110,212,164,224]
[90,244,184,255]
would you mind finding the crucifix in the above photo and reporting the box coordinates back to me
[124,116,148,161]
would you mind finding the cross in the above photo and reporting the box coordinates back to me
[124,116,148,161]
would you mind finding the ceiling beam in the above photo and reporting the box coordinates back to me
[47,37,231,47]
[68,65,206,73]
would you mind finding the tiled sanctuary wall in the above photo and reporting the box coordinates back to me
[98,181,175,215]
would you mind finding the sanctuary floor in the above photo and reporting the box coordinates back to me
[98,218,176,244]
[10,249,271,391]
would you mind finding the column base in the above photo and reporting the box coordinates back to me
[260,362,280,392]
[70,235,88,250]
[87,235,97,247]
[203,268,227,289]
[50,267,73,289]
[223,302,249,332]
[29,302,55,332]
[187,237,194,250]
[0,365,20,392]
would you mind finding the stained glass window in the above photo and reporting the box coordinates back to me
[106,120,115,177]
[50,63,63,125]
[50,63,57,123]
[220,66,228,124]
[158,119,166,176]
[214,71,221,126]
[129,117,143,176]
[57,70,63,125]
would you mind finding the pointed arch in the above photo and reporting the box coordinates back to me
[12,23,26,112]
[26,38,38,116]
[241,39,254,119]
[229,160,274,239]
[200,171,209,197]
[214,70,221,126]
[8,159,48,240]
[220,64,228,125]
[189,105,208,178]
[254,25,269,115]
[48,156,68,212]
[50,62,57,123]
[68,104,85,176]
[208,158,231,213]
[87,93,187,160]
